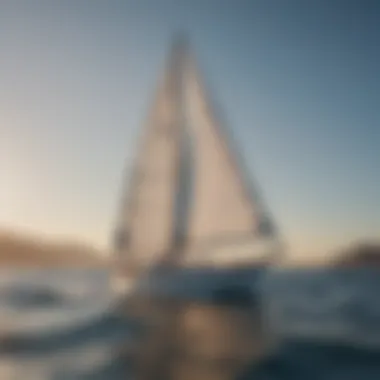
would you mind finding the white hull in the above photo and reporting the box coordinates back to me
[180,239,275,268]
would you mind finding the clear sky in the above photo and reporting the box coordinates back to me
[0,0,379,258]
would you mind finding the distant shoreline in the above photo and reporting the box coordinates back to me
[0,230,108,268]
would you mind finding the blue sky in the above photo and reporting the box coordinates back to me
[0,0,379,257]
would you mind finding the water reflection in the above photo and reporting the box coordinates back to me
[127,284,266,380]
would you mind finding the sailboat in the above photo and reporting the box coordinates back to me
[111,36,282,296]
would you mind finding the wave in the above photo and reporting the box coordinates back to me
[0,270,131,380]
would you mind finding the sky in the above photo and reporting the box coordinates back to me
[0,0,379,258]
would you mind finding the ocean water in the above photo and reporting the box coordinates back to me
[1,268,380,380]
[250,268,380,380]
[0,270,132,380]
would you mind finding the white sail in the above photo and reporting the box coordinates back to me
[178,54,277,266]
[113,44,184,272]
[113,38,280,273]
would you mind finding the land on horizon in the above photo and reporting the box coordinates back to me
[0,229,378,269]
[0,230,108,267]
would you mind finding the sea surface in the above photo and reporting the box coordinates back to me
[0,270,132,380]
[0,268,380,380]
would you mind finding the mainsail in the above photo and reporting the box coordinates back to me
[113,40,185,272]
[113,37,280,273]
